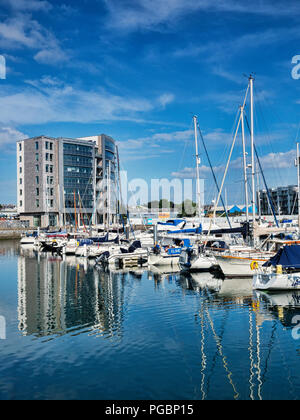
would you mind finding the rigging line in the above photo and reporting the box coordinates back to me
[254,94,284,187]
[260,321,278,387]
[244,115,280,225]
[204,306,240,400]
[205,107,244,244]
[197,122,232,228]
[177,119,193,174]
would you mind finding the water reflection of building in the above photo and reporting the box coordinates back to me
[17,254,125,338]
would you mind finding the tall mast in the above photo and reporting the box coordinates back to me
[107,160,111,232]
[249,75,256,225]
[193,115,201,222]
[297,143,300,228]
[241,105,249,223]
[74,190,77,231]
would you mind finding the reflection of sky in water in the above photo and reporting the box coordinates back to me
[0,241,299,400]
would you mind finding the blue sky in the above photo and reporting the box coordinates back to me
[0,0,300,206]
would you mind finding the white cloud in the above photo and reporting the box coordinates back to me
[171,148,297,179]
[117,128,193,161]
[0,79,174,126]
[34,47,69,65]
[158,93,175,108]
[0,126,27,149]
[0,10,69,67]
[171,165,214,179]
[104,0,300,33]
[1,0,52,12]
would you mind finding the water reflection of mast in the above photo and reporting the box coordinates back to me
[205,305,240,400]
[195,283,240,400]
[199,301,206,401]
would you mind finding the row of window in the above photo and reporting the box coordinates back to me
[35,141,53,151]
[63,143,93,156]
[65,200,94,209]
[64,178,91,187]
[35,153,53,162]
[64,156,93,166]
[64,166,93,176]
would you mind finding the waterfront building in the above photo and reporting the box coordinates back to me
[16,134,118,228]
[258,185,299,216]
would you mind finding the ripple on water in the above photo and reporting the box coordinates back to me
[0,243,299,400]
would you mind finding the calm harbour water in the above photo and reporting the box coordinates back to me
[0,240,299,400]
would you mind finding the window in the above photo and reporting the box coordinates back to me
[19,167,22,174]
[20,178,22,185]
[35,142,39,150]
[45,141,49,150]
[19,143,22,152]
[19,156,22,163]
[36,199,39,208]
[36,164,39,172]
[50,154,53,162]
[36,176,39,184]
[49,143,53,151]
[35,153,39,161]
[36,188,39,196]
[20,189,22,196]
[49,165,53,174]
[20,200,22,207]
[46,165,49,173]
[50,200,54,208]
[50,188,54,196]
[46,153,49,161]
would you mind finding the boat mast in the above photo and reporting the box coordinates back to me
[249,75,256,225]
[107,160,111,233]
[241,105,249,223]
[193,115,202,222]
[74,190,77,232]
[297,143,300,228]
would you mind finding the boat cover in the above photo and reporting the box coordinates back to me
[263,245,300,269]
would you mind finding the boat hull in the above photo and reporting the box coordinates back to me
[215,255,266,278]
[253,273,300,290]
[148,253,180,267]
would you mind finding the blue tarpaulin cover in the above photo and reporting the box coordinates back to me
[263,245,300,269]
[228,206,242,214]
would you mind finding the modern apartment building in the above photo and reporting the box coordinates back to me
[258,185,298,216]
[17,134,118,228]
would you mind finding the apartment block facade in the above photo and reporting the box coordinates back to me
[17,134,118,228]
[258,185,298,216]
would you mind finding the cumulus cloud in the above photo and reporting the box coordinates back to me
[0,126,28,149]
[0,78,175,126]
[158,93,175,108]
[0,9,68,67]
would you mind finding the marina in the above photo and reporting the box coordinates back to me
[1,0,300,403]
[0,239,300,400]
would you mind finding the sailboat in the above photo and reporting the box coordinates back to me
[211,76,278,277]
[253,244,300,290]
